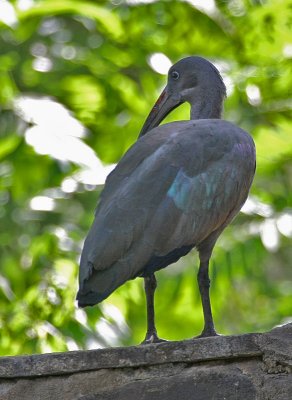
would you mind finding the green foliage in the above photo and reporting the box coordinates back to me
[0,0,291,355]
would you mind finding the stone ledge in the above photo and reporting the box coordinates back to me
[0,324,291,400]
[0,332,262,378]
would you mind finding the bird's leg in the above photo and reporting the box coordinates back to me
[197,258,218,337]
[141,273,165,344]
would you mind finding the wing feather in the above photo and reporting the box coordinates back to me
[78,119,255,303]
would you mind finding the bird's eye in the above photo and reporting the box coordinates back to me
[171,70,180,80]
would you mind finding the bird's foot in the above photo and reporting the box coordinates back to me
[140,331,167,345]
[195,327,220,339]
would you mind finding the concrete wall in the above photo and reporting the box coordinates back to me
[0,324,291,400]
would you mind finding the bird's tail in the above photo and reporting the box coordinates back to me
[77,256,143,308]
[77,264,120,307]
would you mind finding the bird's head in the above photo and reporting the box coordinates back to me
[139,56,227,137]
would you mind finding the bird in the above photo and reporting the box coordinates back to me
[77,56,256,344]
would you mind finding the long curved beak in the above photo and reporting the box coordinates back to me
[138,86,183,138]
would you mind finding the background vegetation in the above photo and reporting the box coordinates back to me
[0,0,291,355]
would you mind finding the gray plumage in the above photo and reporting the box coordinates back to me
[77,56,256,341]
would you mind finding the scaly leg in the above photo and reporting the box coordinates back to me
[197,258,218,337]
[141,273,165,344]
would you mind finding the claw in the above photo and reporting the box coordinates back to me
[140,332,167,345]
[195,328,220,339]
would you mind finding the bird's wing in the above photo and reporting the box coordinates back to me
[79,120,255,298]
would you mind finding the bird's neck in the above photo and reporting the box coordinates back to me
[190,95,224,120]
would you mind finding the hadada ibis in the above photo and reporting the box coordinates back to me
[77,56,256,343]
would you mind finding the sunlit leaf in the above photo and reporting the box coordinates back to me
[0,135,21,159]
[18,1,124,40]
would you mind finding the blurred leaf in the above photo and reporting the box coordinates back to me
[18,1,124,40]
[0,135,21,159]
[0,0,291,355]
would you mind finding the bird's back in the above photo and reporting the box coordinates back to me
[77,119,255,306]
